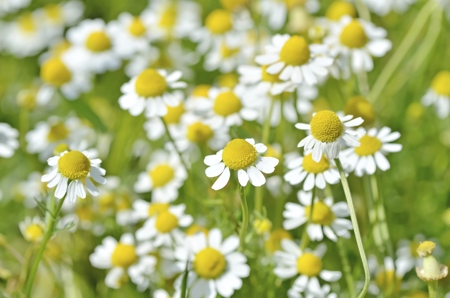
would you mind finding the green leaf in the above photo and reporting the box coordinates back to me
[67,99,108,133]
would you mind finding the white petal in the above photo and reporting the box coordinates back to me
[212,167,230,190]
[247,166,266,187]
[205,163,225,177]
[237,169,249,187]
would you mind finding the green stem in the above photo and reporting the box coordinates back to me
[239,185,249,251]
[363,175,384,255]
[357,71,369,97]
[335,159,370,298]
[24,195,66,297]
[337,239,356,298]
[368,0,436,103]
[300,186,316,251]
[161,118,190,171]
[428,280,441,298]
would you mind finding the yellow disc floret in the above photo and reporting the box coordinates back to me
[162,103,185,124]
[280,36,311,66]
[326,1,357,21]
[265,229,292,253]
[159,6,177,29]
[417,241,436,257]
[221,43,240,58]
[194,247,226,279]
[344,96,375,126]
[155,211,179,233]
[186,225,209,236]
[148,203,170,217]
[18,13,36,33]
[302,153,330,174]
[128,17,146,36]
[262,65,282,83]
[304,201,335,225]
[47,121,69,142]
[85,31,112,52]
[192,85,211,97]
[205,10,233,35]
[111,243,138,268]
[135,69,168,97]
[24,224,44,242]
[355,135,382,156]
[222,139,257,170]
[213,91,242,116]
[149,164,175,188]
[310,110,344,143]
[253,219,272,235]
[218,73,239,88]
[187,122,214,143]
[44,4,62,22]
[41,58,72,87]
[431,71,450,96]
[340,20,367,49]
[297,253,322,277]
[58,150,91,180]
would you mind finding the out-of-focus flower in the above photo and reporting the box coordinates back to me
[0,0,30,17]
[325,1,357,21]
[415,241,448,282]
[16,172,47,208]
[265,229,293,254]
[0,123,19,158]
[421,70,450,119]
[143,102,186,141]
[344,95,376,127]
[260,0,320,30]
[19,216,45,243]
[364,0,416,16]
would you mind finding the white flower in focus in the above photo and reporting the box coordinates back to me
[421,70,450,118]
[364,0,416,16]
[204,138,279,190]
[0,123,19,158]
[19,216,45,243]
[260,0,320,30]
[296,110,363,162]
[41,149,106,203]
[283,191,352,241]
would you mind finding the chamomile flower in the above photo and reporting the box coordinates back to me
[421,71,450,118]
[255,34,334,86]
[174,228,250,298]
[41,149,106,203]
[395,235,439,275]
[19,216,45,243]
[260,0,320,30]
[324,16,392,73]
[119,68,186,118]
[135,204,193,247]
[265,229,293,254]
[344,95,376,127]
[89,233,157,289]
[65,19,121,74]
[364,0,416,16]
[204,40,253,73]
[184,84,213,114]
[296,110,363,162]
[143,102,185,142]
[284,152,340,191]
[0,0,30,16]
[283,191,352,241]
[204,138,279,190]
[325,1,357,21]
[132,200,171,222]
[0,123,19,158]
[289,283,337,298]
[134,150,187,202]
[274,241,341,294]
[364,256,408,296]
[341,127,402,176]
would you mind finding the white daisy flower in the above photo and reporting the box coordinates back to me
[184,84,213,115]
[135,204,193,247]
[174,228,250,298]
[204,39,254,73]
[255,34,334,86]
[284,152,340,191]
[260,0,320,30]
[0,123,19,158]
[421,70,450,118]
[204,138,279,190]
[296,110,363,162]
[143,102,186,141]
[89,233,157,289]
[134,150,187,202]
[132,199,172,221]
[283,190,352,241]
[341,127,402,176]
[324,16,392,73]
[0,0,30,17]
[65,19,121,74]
[19,216,45,243]
[274,240,342,295]
[364,0,416,16]
[16,172,47,209]
[289,283,337,298]
[119,68,186,118]
[41,149,106,203]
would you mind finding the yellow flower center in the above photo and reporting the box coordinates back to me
[44,4,62,22]
[297,253,322,277]
[54,143,69,155]
[155,211,179,233]
[24,224,44,242]
[159,6,177,29]
[40,58,72,87]
[135,69,168,97]
[222,139,257,170]
[279,36,311,66]
[310,110,344,143]
[265,229,292,254]
[192,85,211,97]
[354,135,382,156]
[205,9,233,35]
[218,73,239,88]
[186,225,209,236]
[51,39,71,56]
[375,270,401,293]
[58,150,91,180]
[75,205,93,222]
[194,247,227,279]
[148,203,170,217]
[284,0,306,9]
[302,153,330,174]
[128,17,146,36]
[149,164,175,188]
[325,1,357,21]
[304,201,335,225]
[344,96,375,126]
[261,65,282,83]
[111,243,138,268]
[186,122,214,144]
[18,13,36,33]
[253,219,272,235]
[85,31,112,52]
[220,43,240,58]
[99,193,115,213]
[417,241,436,257]
[220,0,249,10]
[213,91,242,116]
[162,103,185,124]
[47,121,69,142]
[340,20,368,49]
[431,71,450,96]
[116,196,131,211]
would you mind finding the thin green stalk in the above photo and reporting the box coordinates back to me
[24,195,66,297]
[363,175,384,255]
[428,280,441,298]
[239,185,249,251]
[161,118,190,171]
[180,262,189,298]
[335,159,370,298]
[357,71,369,96]
[337,239,356,298]
[300,186,316,251]
[368,0,436,103]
